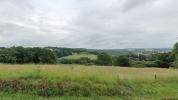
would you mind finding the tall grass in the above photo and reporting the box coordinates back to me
[0,64,177,99]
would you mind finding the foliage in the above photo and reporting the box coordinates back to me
[155,52,174,68]
[113,56,130,66]
[47,47,87,58]
[0,48,16,63]
[96,52,112,66]
[173,43,178,68]
[0,47,57,64]
[0,45,176,68]
[131,61,157,67]
[59,57,95,65]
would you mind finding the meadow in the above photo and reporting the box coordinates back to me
[61,53,97,60]
[0,64,178,100]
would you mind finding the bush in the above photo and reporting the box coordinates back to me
[96,52,112,66]
[155,52,174,68]
[114,56,130,66]
[59,57,95,65]
[131,61,157,67]
[59,59,73,64]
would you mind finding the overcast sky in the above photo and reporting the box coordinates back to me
[0,0,177,49]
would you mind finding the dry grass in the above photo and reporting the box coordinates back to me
[0,64,178,99]
[0,64,177,82]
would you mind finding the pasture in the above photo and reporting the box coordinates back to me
[0,64,178,100]
[61,53,97,60]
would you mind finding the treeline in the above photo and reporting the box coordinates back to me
[95,52,175,68]
[47,47,85,58]
[92,43,178,68]
[0,46,175,68]
[0,47,57,64]
[59,57,96,65]
[47,47,98,58]
[58,51,175,68]
[1,43,178,68]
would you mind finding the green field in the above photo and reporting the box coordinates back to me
[0,64,178,100]
[61,53,97,60]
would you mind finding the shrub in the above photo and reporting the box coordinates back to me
[155,52,174,68]
[131,61,157,67]
[113,56,130,66]
[59,57,95,65]
[96,52,112,66]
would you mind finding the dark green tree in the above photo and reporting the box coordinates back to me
[114,56,130,66]
[97,52,112,66]
[0,49,16,63]
[39,48,57,64]
[173,43,178,68]
[0,47,57,64]
[13,47,25,63]
[155,52,174,68]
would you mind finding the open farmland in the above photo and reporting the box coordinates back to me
[0,64,177,100]
[61,53,97,60]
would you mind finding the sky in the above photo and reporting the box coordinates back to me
[0,0,178,49]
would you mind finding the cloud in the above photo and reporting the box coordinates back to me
[122,0,155,12]
[0,0,177,49]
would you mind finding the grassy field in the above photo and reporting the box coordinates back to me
[0,64,178,100]
[61,53,97,60]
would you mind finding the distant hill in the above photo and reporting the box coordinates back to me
[48,47,172,57]
[87,48,172,56]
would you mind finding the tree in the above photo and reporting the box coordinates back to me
[32,48,57,64]
[39,48,57,64]
[0,47,57,64]
[114,56,130,66]
[173,43,178,54]
[13,47,25,63]
[173,43,178,68]
[23,48,34,63]
[155,52,174,68]
[0,49,16,63]
[96,52,112,66]
[32,48,41,64]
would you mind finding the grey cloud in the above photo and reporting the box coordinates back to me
[122,0,155,12]
[0,0,177,49]
[0,0,34,19]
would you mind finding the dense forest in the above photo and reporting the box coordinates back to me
[0,43,178,68]
[0,47,57,64]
